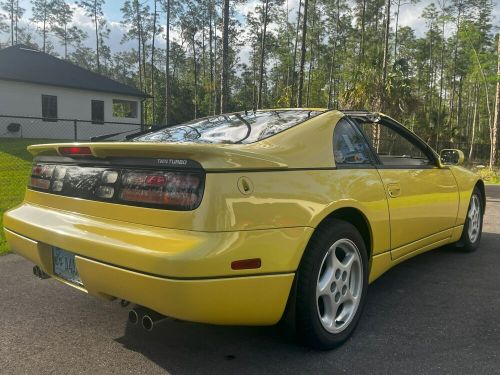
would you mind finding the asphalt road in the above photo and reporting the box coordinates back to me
[1,186,499,375]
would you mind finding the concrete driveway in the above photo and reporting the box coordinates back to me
[1,186,499,374]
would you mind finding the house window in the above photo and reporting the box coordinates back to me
[91,100,104,124]
[112,99,138,119]
[42,95,57,121]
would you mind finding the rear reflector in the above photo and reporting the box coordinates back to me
[59,147,92,156]
[231,258,262,270]
[30,177,51,190]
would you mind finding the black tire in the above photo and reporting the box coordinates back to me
[456,187,483,252]
[296,218,369,350]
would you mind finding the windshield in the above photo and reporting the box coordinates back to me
[131,110,323,144]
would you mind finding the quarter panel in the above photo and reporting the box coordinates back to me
[209,169,390,254]
[449,166,482,225]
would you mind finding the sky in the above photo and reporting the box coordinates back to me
[1,0,499,64]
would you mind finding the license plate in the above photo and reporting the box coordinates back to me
[52,247,82,286]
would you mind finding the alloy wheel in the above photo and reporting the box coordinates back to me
[316,238,363,334]
[467,194,481,243]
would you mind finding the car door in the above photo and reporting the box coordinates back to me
[354,118,459,260]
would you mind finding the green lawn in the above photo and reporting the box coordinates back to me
[0,139,58,254]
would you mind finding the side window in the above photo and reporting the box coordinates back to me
[42,95,57,122]
[113,99,138,118]
[333,120,372,165]
[91,100,105,124]
[357,122,431,166]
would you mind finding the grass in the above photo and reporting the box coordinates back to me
[0,138,58,255]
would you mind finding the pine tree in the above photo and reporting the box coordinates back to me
[77,0,106,72]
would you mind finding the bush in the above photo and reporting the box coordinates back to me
[472,165,499,184]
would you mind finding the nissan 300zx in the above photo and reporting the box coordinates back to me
[3,109,484,349]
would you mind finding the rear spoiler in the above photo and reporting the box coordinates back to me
[27,142,289,171]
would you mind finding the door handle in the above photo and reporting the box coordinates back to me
[386,183,401,198]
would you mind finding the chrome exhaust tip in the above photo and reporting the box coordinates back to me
[128,306,148,325]
[142,311,167,332]
[128,309,140,325]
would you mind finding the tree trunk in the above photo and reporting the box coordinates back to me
[151,0,157,124]
[456,75,463,140]
[42,13,46,53]
[393,0,401,61]
[296,0,309,107]
[15,0,19,44]
[257,0,270,109]
[289,0,302,107]
[137,7,142,92]
[201,20,206,81]
[220,0,230,114]
[448,3,462,140]
[64,23,68,58]
[381,0,391,111]
[360,0,366,61]
[94,0,100,72]
[327,0,340,109]
[213,5,218,114]
[208,0,214,115]
[327,55,334,109]
[469,85,478,161]
[437,13,446,147]
[305,0,317,107]
[10,0,14,46]
[428,21,434,120]
[165,0,170,125]
[192,32,198,119]
[284,0,291,92]
[491,34,500,168]
[252,44,257,109]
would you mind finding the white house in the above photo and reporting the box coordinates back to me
[0,44,148,140]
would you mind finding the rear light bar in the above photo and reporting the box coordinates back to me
[28,163,204,211]
[59,147,92,156]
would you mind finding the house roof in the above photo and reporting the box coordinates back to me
[0,45,148,98]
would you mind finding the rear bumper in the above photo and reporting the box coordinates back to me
[5,228,293,325]
[3,203,308,325]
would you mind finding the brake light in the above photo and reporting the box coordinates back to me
[120,171,202,209]
[59,147,92,156]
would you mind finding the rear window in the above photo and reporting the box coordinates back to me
[131,110,322,144]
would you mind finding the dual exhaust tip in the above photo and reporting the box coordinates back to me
[128,306,167,331]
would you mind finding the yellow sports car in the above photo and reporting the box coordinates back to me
[3,109,484,349]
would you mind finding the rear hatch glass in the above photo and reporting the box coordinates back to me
[131,110,322,144]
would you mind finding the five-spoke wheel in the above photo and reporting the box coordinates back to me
[296,219,368,349]
[457,187,483,252]
[316,239,363,334]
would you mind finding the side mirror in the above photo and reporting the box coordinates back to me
[440,149,464,166]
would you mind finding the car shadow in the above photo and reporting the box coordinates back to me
[115,231,500,374]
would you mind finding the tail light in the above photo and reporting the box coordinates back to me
[28,163,204,211]
[30,164,55,189]
[120,171,202,209]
